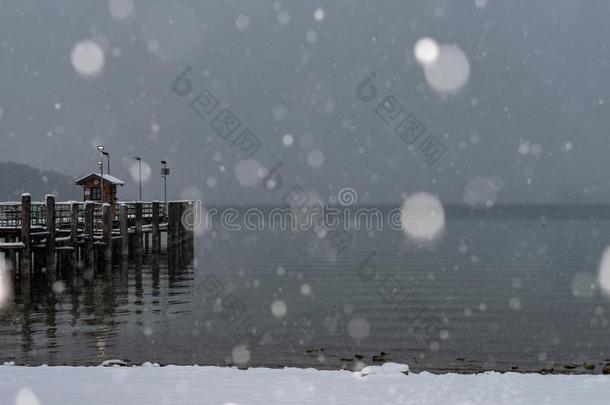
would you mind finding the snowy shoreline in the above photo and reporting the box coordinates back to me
[1,363,609,404]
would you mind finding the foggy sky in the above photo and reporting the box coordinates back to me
[1,0,609,204]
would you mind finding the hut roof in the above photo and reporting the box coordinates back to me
[75,173,125,186]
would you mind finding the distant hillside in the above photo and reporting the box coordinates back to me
[0,162,79,201]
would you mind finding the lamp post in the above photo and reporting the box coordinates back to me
[161,160,170,210]
[135,156,142,201]
[97,145,105,203]
[102,151,110,174]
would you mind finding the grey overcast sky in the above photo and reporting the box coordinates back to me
[1,0,609,204]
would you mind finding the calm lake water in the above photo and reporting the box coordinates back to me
[1,206,609,373]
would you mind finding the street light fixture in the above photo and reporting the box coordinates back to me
[135,156,142,201]
[97,145,105,203]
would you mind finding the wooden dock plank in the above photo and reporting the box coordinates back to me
[0,242,26,250]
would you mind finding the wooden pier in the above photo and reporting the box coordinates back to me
[0,194,195,281]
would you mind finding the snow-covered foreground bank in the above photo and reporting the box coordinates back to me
[1,364,608,405]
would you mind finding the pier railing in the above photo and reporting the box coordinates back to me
[0,201,167,229]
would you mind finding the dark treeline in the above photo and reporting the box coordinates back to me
[0,161,78,201]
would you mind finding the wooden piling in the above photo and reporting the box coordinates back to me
[119,204,128,259]
[167,201,180,270]
[33,249,45,277]
[20,193,31,281]
[102,203,113,269]
[135,202,143,259]
[152,201,160,257]
[45,195,56,277]
[144,233,149,254]
[84,201,94,271]
[178,201,185,267]
[188,201,195,257]
[69,202,79,274]
[181,201,195,267]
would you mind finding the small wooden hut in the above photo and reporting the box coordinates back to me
[75,173,125,205]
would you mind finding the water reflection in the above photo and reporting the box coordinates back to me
[2,251,193,366]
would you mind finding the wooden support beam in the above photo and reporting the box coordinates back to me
[180,201,195,268]
[84,201,94,272]
[135,202,143,259]
[69,201,79,275]
[0,242,25,250]
[188,201,195,259]
[119,204,128,259]
[20,193,31,281]
[45,194,56,278]
[152,201,160,257]
[167,201,180,270]
[102,203,113,270]
[144,232,149,254]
